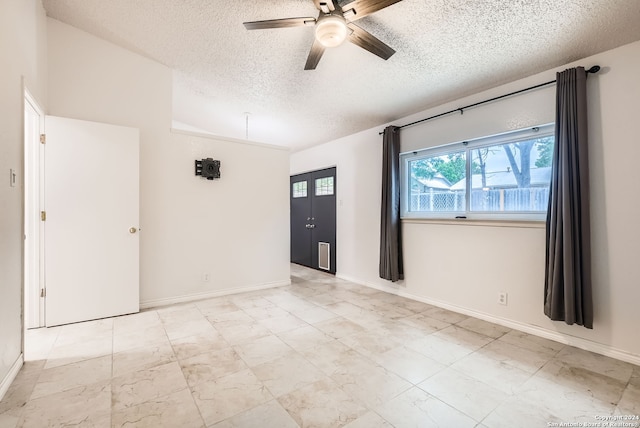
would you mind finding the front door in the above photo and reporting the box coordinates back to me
[290,167,336,273]
[44,116,140,326]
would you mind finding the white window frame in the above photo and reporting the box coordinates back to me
[292,180,308,198]
[400,123,555,221]
[315,176,334,196]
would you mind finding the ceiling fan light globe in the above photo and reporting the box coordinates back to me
[315,15,348,47]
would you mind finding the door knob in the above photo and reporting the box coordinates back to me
[129,227,137,234]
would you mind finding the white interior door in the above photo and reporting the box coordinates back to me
[44,116,140,327]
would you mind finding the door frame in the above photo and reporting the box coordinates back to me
[23,86,45,329]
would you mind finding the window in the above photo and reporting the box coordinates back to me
[315,176,334,196]
[292,180,307,198]
[401,124,554,220]
[408,151,466,212]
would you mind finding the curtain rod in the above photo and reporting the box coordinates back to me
[379,65,601,135]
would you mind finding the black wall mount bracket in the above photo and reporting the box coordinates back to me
[195,158,221,180]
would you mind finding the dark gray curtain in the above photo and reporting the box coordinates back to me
[380,126,403,282]
[544,67,593,328]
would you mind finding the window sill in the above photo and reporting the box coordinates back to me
[401,217,545,229]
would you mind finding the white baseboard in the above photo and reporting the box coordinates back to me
[336,273,400,292]
[0,354,23,401]
[140,279,291,310]
[336,274,640,366]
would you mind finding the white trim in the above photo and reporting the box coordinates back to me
[402,218,545,229]
[291,165,338,177]
[0,354,24,401]
[336,272,399,293]
[336,274,640,366]
[23,77,45,117]
[24,88,45,116]
[140,280,291,309]
[23,86,46,330]
[336,273,401,291]
[399,292,640,366]
[170,128,290,151]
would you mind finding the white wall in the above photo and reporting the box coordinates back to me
[141,130,290,306]
[47,19,290,308]
[291,40,640,363]
[0,0,47,398]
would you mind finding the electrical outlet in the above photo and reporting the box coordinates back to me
[498,292,508,305]
[202,273,210,282]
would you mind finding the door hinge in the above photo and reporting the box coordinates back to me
[40,289,46,298]
[40,134,46,144]
[40,211,46,221]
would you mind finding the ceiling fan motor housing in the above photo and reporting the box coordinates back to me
[315,15,348,47]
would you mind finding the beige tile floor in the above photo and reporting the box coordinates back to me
[1,265,639,427]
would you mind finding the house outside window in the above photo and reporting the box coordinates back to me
[401,124,554,221]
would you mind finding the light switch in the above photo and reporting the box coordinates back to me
[9,169,16,187]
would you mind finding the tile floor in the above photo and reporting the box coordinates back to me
[1,265,638,427]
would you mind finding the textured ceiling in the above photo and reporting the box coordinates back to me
[42,0,640,150]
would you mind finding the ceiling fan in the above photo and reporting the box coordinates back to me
[243,0,404,70]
